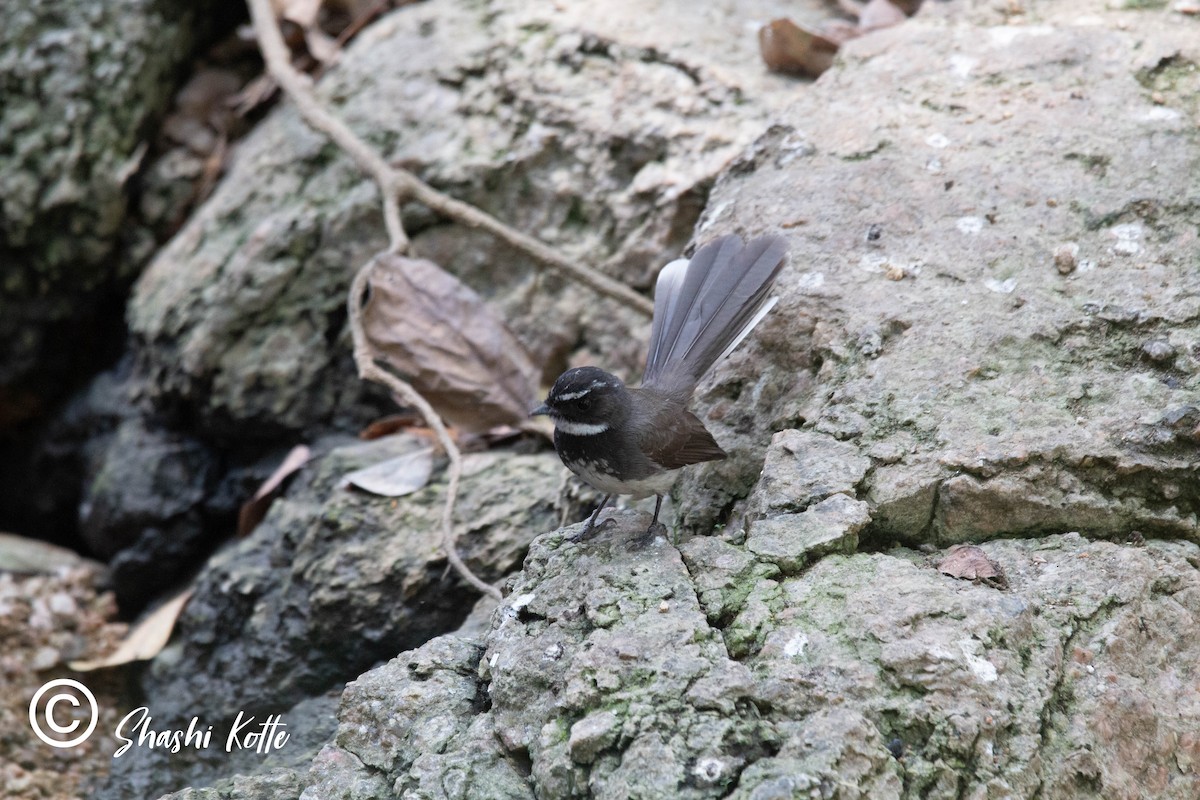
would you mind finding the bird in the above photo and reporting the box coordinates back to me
[531,233,788,540]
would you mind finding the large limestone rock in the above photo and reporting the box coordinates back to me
[97,0,1200,797]
[125,0,800,440]
[204,519,1200,799]
[0,0,217,427]
[97,437,563,799]
[677,0,1200,541]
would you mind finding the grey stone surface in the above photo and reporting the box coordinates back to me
[59,0,1200,797]
[744,430,873,520]
[125,0,803,440]
[157,770,306,800]
[745,493,871,573]
[678,0,1200,546]
[98,438,562,799]
[303,636,533,800]
[232,518,1200,799]
[0,0,216,426]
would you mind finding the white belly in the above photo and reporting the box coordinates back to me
[569,460,679,499]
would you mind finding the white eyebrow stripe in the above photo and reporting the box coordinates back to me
[554,419,610,436]
[554,389,591,401]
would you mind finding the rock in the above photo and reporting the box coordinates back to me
[79,417,218,610]
[0,0,219,430]
[744,430,872,519]
[745,494,871,574]
[96,438,562,798]
[156,770,307,800]
[0,533,104,574]
[249,524,1200,799]
[482,523,783,798]
[682,0,1200,545]
[125,0,801,442]
[305,636,532,800]
[568,710,623,765]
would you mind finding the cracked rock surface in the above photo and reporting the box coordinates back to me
[126,0,801,441]
[0,0,216,425]
[675,0,1200,542]
[97,437,561,799]
[211,521,1200,799]
[100,0,1200,797]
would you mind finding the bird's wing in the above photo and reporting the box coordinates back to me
[636,404,727,470]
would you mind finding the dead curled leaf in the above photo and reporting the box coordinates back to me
[362,254,541,433]
[759,0,911,77]
[758,18,842,78]
[238,445,312,536]
[936,544,1008,589]
[69,589,193,671]
[340,445,435,497]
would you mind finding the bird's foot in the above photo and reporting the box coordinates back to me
[631,521,669,548]
[569,516,615,543]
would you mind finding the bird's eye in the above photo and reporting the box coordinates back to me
[577,397,592,411]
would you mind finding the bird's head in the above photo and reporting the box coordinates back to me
[531,366,628,435]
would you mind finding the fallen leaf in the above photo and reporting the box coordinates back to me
[758,18,843,78]
[0,532,103,574]
[341,445,435,496]
[936,544,1008,588]
[359,412,423,440]
[69,589,192,671]
[361,254,542,433]
[238,445,312,536]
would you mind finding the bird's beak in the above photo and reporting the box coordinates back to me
[530,402,550,417]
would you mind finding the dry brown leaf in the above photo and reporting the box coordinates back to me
[362,254,541,433]
[238,445,311,536]
[758,18,842,78]
[359,412,423,440]
[341,446,434,497]
[69,589,192,671]
[936,544,1008,588]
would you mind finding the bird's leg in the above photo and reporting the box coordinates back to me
[570,494,613,542]
[634,495,668,546]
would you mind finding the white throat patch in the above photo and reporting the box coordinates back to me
[554,418,610,436]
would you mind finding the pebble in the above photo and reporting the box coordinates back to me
[31,645,60,671]
[48,592,77,616]
[1054,243,1079,274]
[1142,339,1175,363]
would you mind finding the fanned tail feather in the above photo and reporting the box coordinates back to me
[642,234,788,393]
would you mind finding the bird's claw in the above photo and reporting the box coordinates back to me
[569,516,614,543]
[631,521,669,548]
